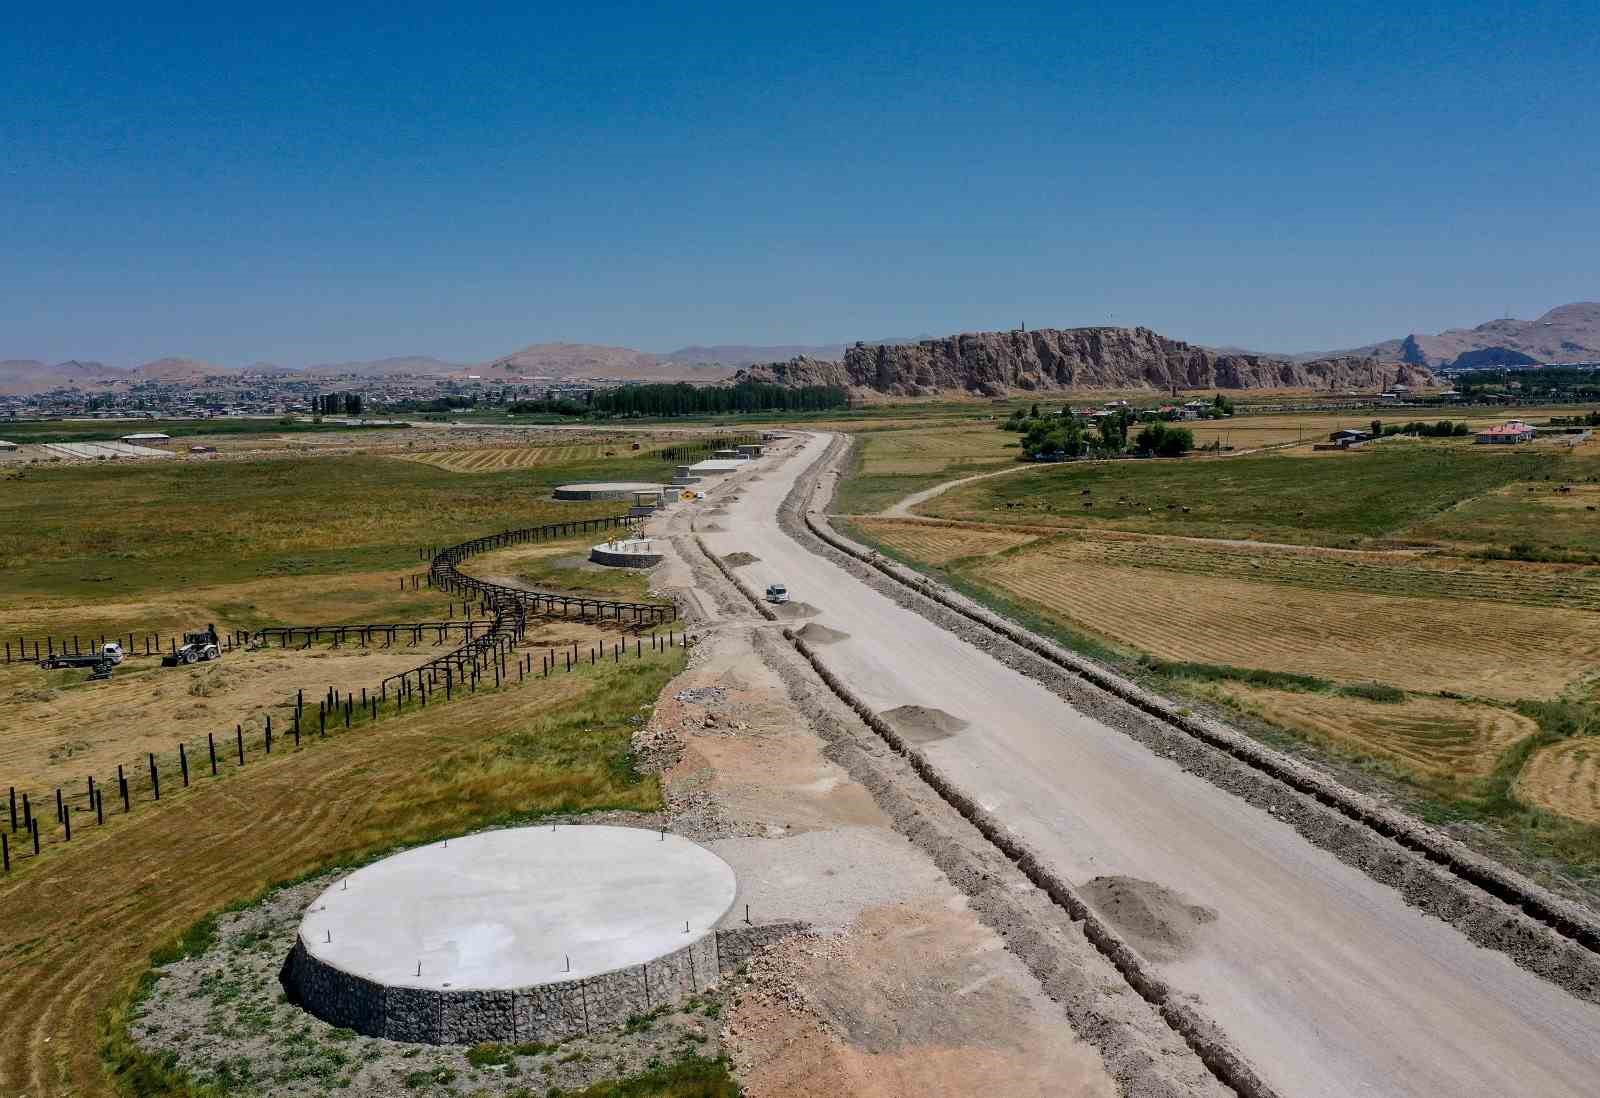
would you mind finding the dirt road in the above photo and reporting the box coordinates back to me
[702,433,1600,1098]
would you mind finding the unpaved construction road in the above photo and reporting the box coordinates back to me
[700,433,1600,1098]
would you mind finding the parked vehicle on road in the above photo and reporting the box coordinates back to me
[765,583,790,604]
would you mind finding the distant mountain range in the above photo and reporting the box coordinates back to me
[4,307,1593,396]
[0,338,919,395]
[1290,302,1600,370]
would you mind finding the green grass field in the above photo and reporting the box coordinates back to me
[919,445,1560,547]
[0,451,666,603]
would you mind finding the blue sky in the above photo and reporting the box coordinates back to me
[2,1,1596,366]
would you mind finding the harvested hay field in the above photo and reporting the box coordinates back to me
[395,443,620,473]
[0,569,452,644]
[849,518,1039,564]
[0,644,431,795]
[1517,739,1600,826]
[1020,532,1600,611]
[1210,684,1539,787]
[976,548,1600,699]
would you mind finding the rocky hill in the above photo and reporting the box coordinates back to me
[1302,302,1600,369]
[737,327,1435,396]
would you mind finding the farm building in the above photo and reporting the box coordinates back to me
[1475,421,1537,445]
[0,439,17,452]
[121,432,171,442]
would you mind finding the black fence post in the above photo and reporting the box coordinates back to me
[149,754,160,800]
[95,788,103,826]
[7,787,13,832]
[2,832,8,872]
[31,819,39,857]
[265,715,273,753]
[63,805,70,842]
[209,732,217,775]
[180,744,190,787]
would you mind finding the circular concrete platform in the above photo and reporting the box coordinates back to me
[553,481,664,501]
[590,537,664,568]
[284,826,740,1043]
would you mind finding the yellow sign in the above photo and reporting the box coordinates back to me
[681,489,697,501]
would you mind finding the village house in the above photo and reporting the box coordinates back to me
[1475,420,1537,445]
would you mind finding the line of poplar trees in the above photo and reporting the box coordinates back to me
[590,381,849,417]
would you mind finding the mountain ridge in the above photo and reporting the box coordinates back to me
[1289,302,1600,369]
[736,326,1436,395]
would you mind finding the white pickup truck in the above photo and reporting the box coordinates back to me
[765,583,790,604]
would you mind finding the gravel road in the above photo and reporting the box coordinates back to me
[702,432,1600,1098]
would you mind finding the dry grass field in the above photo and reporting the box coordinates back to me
[0,645,424,796]
[977,546,1600,699]
[1518,739,1600,826]
[1206,684,1540,788]
[848,518,1039,565]
[395,443,622,473]
[0,651,681,1098]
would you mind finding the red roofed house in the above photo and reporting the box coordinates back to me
[1475,420,1537,445]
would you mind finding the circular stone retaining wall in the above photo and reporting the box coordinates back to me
[282,826,778,1044]
[553,482,665,501]
[590,538,665,567]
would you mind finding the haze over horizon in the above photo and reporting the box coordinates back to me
[3,1,1596,369]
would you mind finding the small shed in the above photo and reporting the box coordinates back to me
[0,439,17,452]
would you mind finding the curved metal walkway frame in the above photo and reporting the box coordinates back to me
[382,517,677,699]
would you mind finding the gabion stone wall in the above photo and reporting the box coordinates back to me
[282,922,799,1045]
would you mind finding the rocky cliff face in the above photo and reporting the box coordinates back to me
[736,327,1435,395]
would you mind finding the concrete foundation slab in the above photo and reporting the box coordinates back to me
[299,826,736,990]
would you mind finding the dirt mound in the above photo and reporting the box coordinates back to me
[879,705,969,745]
[700,522,727,532]
[722,552,760,567]
[1079,876,1216,962]
[795,623,849,645]
[770,600,820,620]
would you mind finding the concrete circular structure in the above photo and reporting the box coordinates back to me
[285,826,740,1044]
[589,537,664,568]
[553,481,664,501]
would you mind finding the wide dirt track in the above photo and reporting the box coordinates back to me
[701,433,1600,1098]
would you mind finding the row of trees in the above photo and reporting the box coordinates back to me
[1006,407,1192,460]
[1370,419,1471,438]
[589,381,849,417]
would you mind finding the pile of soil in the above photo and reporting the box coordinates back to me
[1079,876,1217,962]
[700,522,727,532]
[794,623,849,645]
[880,705,969,745]
[771,600,820,620]
[723,552,760,567]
